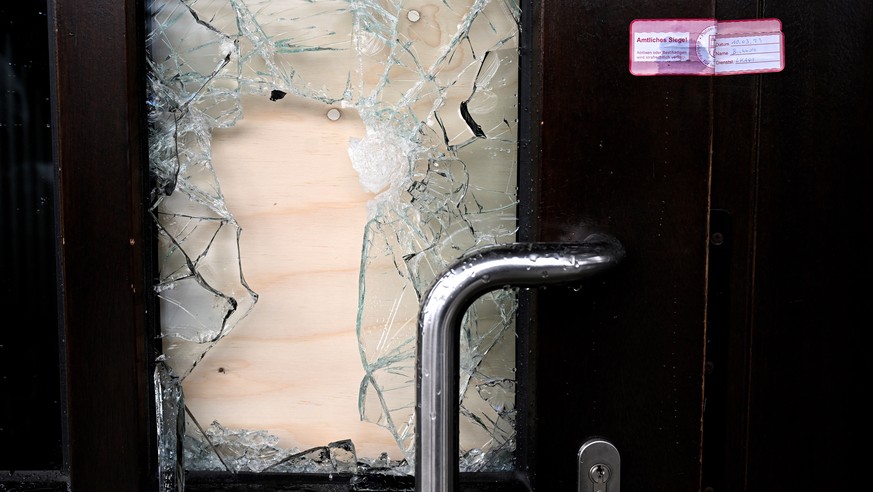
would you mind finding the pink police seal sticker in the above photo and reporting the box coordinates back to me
[629,18,785,76]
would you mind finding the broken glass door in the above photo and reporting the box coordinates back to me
[147,0,522,483]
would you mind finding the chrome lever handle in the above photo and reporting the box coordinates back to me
[415,238,624,492]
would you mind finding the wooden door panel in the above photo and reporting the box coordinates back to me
[742,1,871,489]
[532,1,714,489]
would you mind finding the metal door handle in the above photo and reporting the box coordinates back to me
[415,238,624,492]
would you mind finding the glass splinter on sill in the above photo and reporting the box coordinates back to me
[147,0,522,477]
[183,416,361,474]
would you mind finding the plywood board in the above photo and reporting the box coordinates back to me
[182,94,407,459]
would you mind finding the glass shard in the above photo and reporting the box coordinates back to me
[183,420,360,474]
[155,362,185,491]
[149,0,521,474]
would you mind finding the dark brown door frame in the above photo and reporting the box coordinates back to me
[50,0,156,489]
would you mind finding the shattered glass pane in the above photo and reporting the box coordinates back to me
[148,0,521,477]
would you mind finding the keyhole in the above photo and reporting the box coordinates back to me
[589,463,610,483]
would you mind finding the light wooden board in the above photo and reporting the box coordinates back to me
[182,94,406,459]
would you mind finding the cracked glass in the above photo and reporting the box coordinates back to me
[147,0,521,485]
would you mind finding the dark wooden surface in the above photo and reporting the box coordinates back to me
[186,472,530,492]
[704,1,872,490]
[739,1,871,489]
[49,0,155,489]
[533,0,871,489]
[533,1,715,489]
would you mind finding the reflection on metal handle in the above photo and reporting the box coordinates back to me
[415,238,625,492]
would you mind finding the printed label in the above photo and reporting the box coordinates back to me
[633,32,691,62]
[714,33,784,74]
[629,19,785,76]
